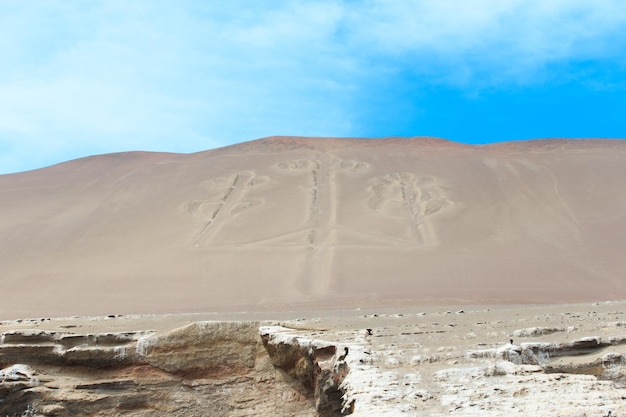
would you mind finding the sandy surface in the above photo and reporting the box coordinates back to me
[1,300,623,340]
[2,136,626,415]
[1,136,626,320]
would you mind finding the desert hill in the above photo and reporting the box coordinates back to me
[1,136,625,319]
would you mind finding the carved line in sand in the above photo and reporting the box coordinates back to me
[183,162,456,297]
[274,155,370,296]
[183,156,370,295]
[366,173,454,246]
[187,171,269,246]
[274,156,369,248]
[185,165,455,249]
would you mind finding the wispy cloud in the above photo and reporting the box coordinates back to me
[1,1,625,173]
[345,0,626,85]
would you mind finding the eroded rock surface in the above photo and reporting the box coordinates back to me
[3,303,626,416]
[260,326,354,416]
[0,321,316,417]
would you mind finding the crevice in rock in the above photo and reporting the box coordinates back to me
[260,326,353,416]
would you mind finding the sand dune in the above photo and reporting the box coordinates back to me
[1,137,625,319]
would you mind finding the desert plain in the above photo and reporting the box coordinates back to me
[1,137,626,416]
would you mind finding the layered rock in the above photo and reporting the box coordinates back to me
[4,304,626,416]
[0,321,320,417]
[260,326,353,416]
[467,335,626,380]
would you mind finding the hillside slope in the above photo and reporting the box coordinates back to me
[1,137,625,318]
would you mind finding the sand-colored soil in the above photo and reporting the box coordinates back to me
[2,136,626,414]
[1,136,626,319]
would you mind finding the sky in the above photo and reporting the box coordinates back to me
[1,1,626,174]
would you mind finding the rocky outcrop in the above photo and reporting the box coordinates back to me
[512,326,572,338]
[5,306,626,416]
[0,321,319,417]
[260,326,353,416]
[467,335,626,380]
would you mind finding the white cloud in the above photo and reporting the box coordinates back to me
[1,0,625,173]
[343,0,626,85]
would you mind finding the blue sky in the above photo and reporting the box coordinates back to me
[1,1,626,174]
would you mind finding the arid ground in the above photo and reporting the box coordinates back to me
[1,137,626,415]
[1,137,626,319]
